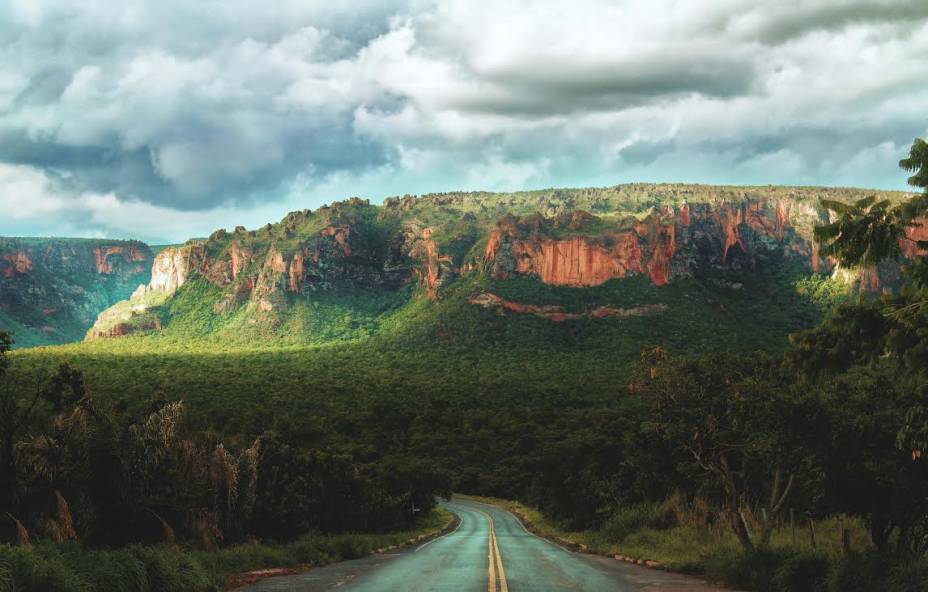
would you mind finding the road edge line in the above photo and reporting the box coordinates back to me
[486,512,497,592]
[415,509,463,552]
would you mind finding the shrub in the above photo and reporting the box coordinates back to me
[130,546,212,592]
[71,547,148,592]
[0,553,10,592]
[885,558,928,592]
[822,552,889,592]
[0,544,87,592]
[600,502,675,542]
[289,537,331,565]
[328,535,373,560]
[772,551,829,592]
[704,547,793,592]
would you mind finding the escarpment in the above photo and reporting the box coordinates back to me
[87,199,413,337]
[482,198,831,288]
[0,238,153,346]
[79,184,918,343]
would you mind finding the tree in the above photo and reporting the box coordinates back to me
[640,349,821,551]
[815,138,928,268]
[812,367,928,551]
[0,332,40,515]
[795,136,928,549]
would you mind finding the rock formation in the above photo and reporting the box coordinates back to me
[76,185,919,342]
[469,292,668,322]
[0,239,153,346]
[483,199,829,288]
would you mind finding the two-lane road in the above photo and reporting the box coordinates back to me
[242,498,725,591]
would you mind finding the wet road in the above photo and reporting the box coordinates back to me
[241,498,725,592]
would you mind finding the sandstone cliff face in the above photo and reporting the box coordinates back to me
[94,245,147,274]
[87,201,413,338]
[483,198,829,288]
[1,251,32,277]
[149,247,193,293]
[821,217,927,294]
[902,217,928,259]
[405,225,455,299]
[80,186,920,343]
[487,232,647,287]
[0,238,153,346]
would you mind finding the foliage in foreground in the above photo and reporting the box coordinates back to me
[0,336,448,550]
[470,494,928,592]
[0,508,450,592]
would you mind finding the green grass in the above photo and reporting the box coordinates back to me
[473,493,872,569]
[0,508,452,592]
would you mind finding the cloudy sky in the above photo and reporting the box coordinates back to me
[0,0,926,243]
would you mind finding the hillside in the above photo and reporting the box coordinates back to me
[84,183,909,348]
[1,183,910,432]
[0,238,153,347]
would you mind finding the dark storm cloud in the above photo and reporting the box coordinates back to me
[720,1,928,45]
[0,119,388,211]
[463,53,756,116]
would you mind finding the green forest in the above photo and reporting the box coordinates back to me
[1,140,927,591]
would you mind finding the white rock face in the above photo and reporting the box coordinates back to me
[149,248,188,294]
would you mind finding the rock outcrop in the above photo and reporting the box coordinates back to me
[406,225,455,299]
[902,217,928,259]
[1,251,33,277]
[469,292,668,322]
[483,199,830,288]
[150,247,195,294]
[79,185,920,342]
[87,201,412,338]
[94,245,147,274]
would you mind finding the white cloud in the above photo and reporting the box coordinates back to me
[0,0,926,242]
[0,164,68,219]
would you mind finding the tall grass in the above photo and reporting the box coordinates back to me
[0,508,451,592]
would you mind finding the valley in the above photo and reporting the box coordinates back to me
[3,4,928,590]
[1,181,926,592]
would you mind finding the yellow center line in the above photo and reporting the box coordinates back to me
[479,510,508,592]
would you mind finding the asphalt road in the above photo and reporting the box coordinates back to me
[241,498,725,592]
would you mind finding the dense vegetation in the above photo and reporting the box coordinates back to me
[0,146,926,590]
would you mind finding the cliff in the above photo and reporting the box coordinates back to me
[482,198,830,288]
[87,199,414,338]
[79,184,920,344]
[0,238,153,346]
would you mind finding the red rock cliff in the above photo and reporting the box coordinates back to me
[484,199,829,288]
[1,251,32,277]
[93,245,147,274]
[513,234,646,287]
